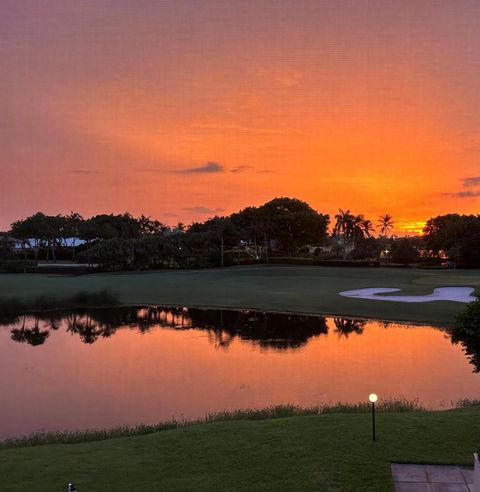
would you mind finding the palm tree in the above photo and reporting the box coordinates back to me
[360,218,375,238]
[349,215,375,250]
[334,209,355,257]
[349,215,362,249]
[377,214,394,237]
[66,212,83,260]
[334,209,355,239]
[335,211,375,253]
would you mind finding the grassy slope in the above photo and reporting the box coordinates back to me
[1,266,480,325]
[0,407,479,491]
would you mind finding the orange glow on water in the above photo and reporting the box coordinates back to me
[1,316,479,439]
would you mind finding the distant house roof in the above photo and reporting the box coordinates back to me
[11,238,86,250]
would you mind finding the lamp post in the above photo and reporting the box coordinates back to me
[369,393,377,442]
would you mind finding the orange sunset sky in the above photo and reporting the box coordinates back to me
[1,0,480,233]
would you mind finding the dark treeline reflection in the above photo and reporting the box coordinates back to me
[2,307,478,371]
[0,306,375,351]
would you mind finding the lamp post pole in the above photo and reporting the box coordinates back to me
[371,401,376,442]
[221,234,224,268]
[368,393,377,442]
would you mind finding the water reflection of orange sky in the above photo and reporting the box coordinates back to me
[0,318,478,439]
[2,2,480,230]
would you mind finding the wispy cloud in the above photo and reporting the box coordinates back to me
[257,169,274,174]
[441,190,480,198]
[183,206,225,214]
[462,176,480,187]
[440,175,480,198]
[69,169,101,175]
[173,161,224,174]
[231,165,253,174]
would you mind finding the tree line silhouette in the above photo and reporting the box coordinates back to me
[1,197,479,270]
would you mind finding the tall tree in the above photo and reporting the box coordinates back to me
[65,212,83,260]
[187,216,239,266]
[10,212,50,264]
[360,218,375,238]
[259,197,329,256]
[377,214,394,237]
[334,209,355,239]
[423,214,480,267]
[138,215,168,236]
[80,213,142,243]
[231,206,272,261]
[334,211,375,257]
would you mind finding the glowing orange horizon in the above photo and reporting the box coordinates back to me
[1,2,480,230]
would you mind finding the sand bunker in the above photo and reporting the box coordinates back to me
[339,287,477,303]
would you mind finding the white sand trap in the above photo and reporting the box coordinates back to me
[339,287,477,303]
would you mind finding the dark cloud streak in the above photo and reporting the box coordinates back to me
[463,176,480,187]
[231,165,253,173]
[69,169,102,175]
[173,161,224,174]
[182,206,225,214]
[442,190,480,198]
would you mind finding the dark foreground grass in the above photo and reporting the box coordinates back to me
[1,402,479,491]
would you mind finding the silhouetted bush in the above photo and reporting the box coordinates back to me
[451,299,480,372]
[390,238,418,265]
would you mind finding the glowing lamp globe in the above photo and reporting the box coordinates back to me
[369,393,378,403]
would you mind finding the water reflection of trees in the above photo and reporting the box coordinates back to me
[186,309,329,350]
[2,307,330,350]
[3,308,478,369]
[333,318,366,337]
[450,330,480,373]
[66,314,107,344]
[10,316,50,346]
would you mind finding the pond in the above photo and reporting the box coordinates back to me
[0,306,479,440]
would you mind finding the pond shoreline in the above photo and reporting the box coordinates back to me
[0,400,425,448]
[1,301,452,329]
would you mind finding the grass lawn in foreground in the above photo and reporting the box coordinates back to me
[0,406,479,491]
[1,265,480,325]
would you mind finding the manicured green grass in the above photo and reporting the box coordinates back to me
[0,289,118,319]
[0,400,423,449]
[0,405,479,491]
[1,265,479,325]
